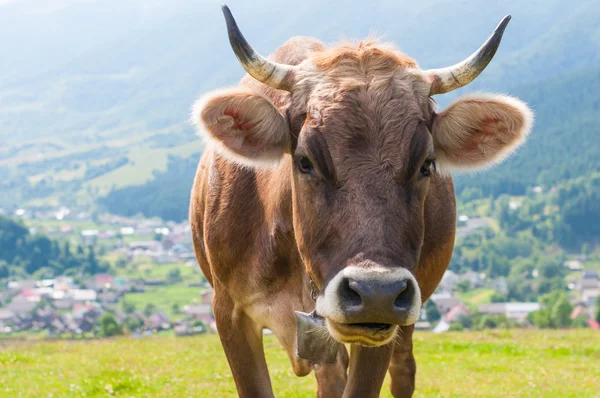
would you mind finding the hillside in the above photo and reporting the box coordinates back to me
[98,65,600,222]
[454,66,600,197]
[1,0,599,218]
[0,215,108,279]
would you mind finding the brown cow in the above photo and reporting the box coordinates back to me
[189,5,533,398]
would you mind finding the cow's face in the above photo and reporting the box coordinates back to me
[287,52,434,346]
[193,8,533,347]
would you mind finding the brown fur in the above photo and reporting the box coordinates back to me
[190,36,531,397]
[312,39,418,71]
[432,93,533,171]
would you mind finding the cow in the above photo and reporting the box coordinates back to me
[189,5,533,398]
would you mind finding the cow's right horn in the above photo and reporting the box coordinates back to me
[222,5,297,91]
[425,15,511,95]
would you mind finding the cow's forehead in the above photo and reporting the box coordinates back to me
[288,39,435,180]
[296,82,434,183]
[290,39,433,118]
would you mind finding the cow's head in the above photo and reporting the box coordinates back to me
[193,6,533,346]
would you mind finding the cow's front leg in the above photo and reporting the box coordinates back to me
[343,342,395,398]
[314,344,349,398]
[213,290,274,398]
[388,325,416,398]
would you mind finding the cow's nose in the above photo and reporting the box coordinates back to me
[337,275,418,325]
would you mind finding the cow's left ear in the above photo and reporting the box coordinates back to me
[431,94,533,171]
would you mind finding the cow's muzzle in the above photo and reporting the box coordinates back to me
[315,266,421,346]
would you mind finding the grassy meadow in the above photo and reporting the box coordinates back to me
[1,330,598,397]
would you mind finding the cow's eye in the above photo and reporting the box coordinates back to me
[420,159,435,177]
[297,156,314,174]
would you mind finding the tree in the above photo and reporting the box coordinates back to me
[581,243,589,256]
[595,297,600,324]
[99,314,123,337]
[122,300,136,314]
[168,268,182,283]
[86,246,99,274]
[0,262,8,278]
[528,308,552,328]
[529,290,574,328]
[456,280,470,293]
[490,292,507,303]
[144,303,157,317]
[126,317,144,333]
[572,316,589,328]
[172,303,181,315]
[424,300,440,322]
[551,296,573,328]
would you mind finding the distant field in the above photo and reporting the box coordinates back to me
[119,284,207,318]
[1,330,598,397]
[457,288,497,310]
[84,141,203,193]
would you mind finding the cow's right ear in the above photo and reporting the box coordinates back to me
[192,87,290,168]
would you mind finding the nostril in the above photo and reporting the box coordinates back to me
[394,279,414,309]
[395,280,408,295]
[340,278,362,307]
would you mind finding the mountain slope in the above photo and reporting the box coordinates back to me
[454,66,600,196]
[1,0,599,213]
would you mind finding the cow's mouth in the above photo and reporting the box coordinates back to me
[348,322,393,331]
[325,319,397,347]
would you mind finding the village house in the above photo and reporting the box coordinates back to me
[444,303,470,323]
[574,270,600,307]
[146,312,171,331]
[174,321,205,336]
[478,302,540,323]
[437,270,459,293]
[459,270,486,289]
[563,260,584,271]
[53,297,76,310]
[129,241,163,257]
[71,289,97,302]
[7,280,37,291]
[6,296,36,315]
[94,274,114,290]
[430,293,465,316]
[97,291,122,307]
[17,288,42,302]
[414,321,431,331]
[490,278,508,295]
[0,309,15,332]
[183,303,212,318]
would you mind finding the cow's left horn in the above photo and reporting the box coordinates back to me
[222,4,297,91]
[426,15,511,95]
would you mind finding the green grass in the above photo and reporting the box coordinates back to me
[85,148,170,192]
[84,141,203,193]
[119,284,206,318]
[28,164,87,184]
[113,261,208,317]
[0,330,598,397]
[457,288,497,309]
[114,260,205,283]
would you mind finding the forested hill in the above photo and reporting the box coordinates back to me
[0,216,108,279]
[100,63,600,222]
[1,0,599,224]
[98,155,200,223]
[454,66,600,198]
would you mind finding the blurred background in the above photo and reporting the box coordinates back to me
[0,0,599,395]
